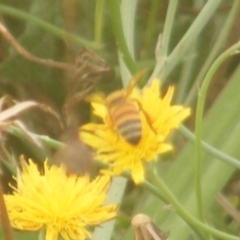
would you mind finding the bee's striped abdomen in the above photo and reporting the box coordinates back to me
[111,102,142,145]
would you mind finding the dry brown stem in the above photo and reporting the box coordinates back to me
[0,22,75,71]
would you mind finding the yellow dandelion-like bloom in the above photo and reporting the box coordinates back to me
[4,159,117,240]
[80,79,191,184]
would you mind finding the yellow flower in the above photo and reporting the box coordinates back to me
[80,79,191,184]
[4,159,117,240]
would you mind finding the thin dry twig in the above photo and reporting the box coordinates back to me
[0,100,61,125]
[0,22,75,71]
[217,193,240,224]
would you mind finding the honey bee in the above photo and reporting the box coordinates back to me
[105,70,148,145]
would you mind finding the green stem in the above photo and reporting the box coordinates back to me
[150,0,222,82]
[147,172,240,240]
[195,133,204,221]
[180,125,240,169]
[194,41,240,224]
[160,0,178,57]
[109,0,137,74]
[150,0,179,82]
[0,4,94,48]
[38,229,45,240]
[149,172,204,239]
[143,180,167,204]
[185,0,240,105]
[6,126,48,160]
[6,126,65,150]
[141,0,159,59]
[94,0,106,49]
[39,135,66,149]
[176,43,196,103]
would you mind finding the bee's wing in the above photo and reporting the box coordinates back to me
[132,214,168,240]
[53,127,93,175]
[126,69,149,96]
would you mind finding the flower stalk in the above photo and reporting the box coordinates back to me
[195,41,240,222]
[147,171,240,240]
